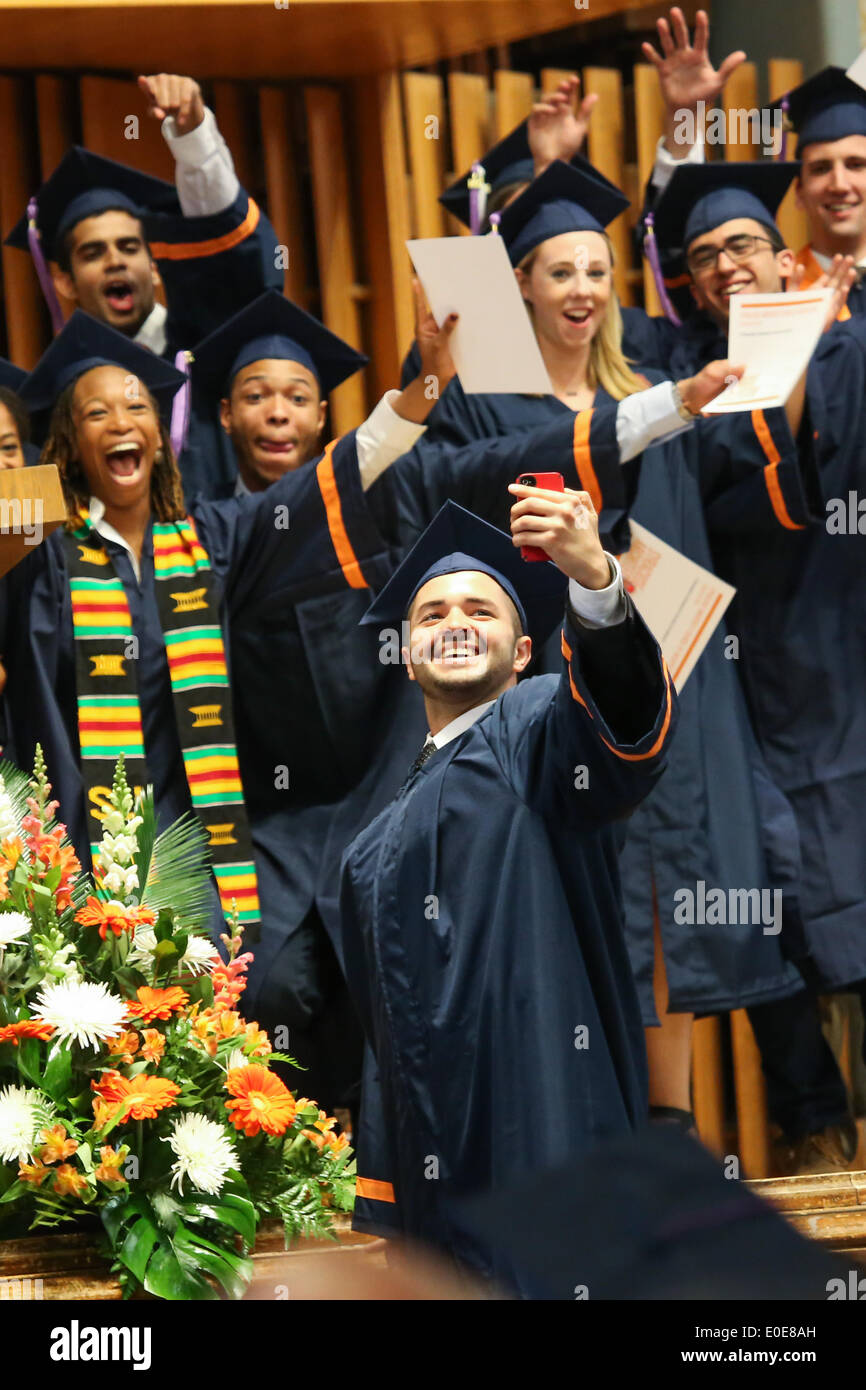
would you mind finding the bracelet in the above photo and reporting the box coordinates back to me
[671,380,697,421]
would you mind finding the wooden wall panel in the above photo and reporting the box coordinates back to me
[493,69,533,140]
[35,75,77,177]
[212,81,258,196]
[258,86,311,308]
[730,1009,771,1179]
[692,1016,727,1157]
[304,84,367,433]
[633,63,665,317]
[446,71,489,235]
[79,76,173,179]
[722,62,759,163]
[0,76,47,367]
[769,59,808,254]
[402,72,447,238]
[353,72,415,396]
[582,67,634,307]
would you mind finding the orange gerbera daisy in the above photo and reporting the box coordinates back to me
[75,896,156,941]
[224,1065,296,1137]
[52,1163,89,1198]
[91,1070,181,1121]
[106,1029,140,1067]
[38,1124,79,1165]
[126,985,189,1025]
[139,1028,165,1065]
[94,1145,128,1184]
[0,1019,56,1046]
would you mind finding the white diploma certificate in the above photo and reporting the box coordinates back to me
[701,289,831,414]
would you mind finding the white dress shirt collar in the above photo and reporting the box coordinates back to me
[88,495,143,583]
[430,700,496,750]
[134,302,169,357]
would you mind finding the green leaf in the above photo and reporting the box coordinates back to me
[15,1037,42,1086]
[173,1224,252,1299]
[41,1042,72,1102]
[154,911,174,944]
[171,931,188,960]
[119,1213,161,1283]
[42,865,62,892]
[143,1237,217,1300]
[0,1179,27,1205]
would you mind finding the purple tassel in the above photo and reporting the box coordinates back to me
[778,96,789,160]
[643,213,682,326]
[26,198,65,335]
[170,350,192,462]
[488,212,502,235]
[467,162,490,236]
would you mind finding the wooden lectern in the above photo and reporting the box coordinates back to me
[0,465,65,580]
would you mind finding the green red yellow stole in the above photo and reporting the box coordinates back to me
[64,512,261,935]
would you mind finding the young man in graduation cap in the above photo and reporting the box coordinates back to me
[5,72,282,499]
[190,288,448,499]
[337,492,678,1285]
[773,66,866,314]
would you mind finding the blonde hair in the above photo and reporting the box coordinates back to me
[518,233,648,402]
[40,376,187,530]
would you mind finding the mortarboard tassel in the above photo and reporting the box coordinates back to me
[778,97,789,160]
[467,163,490,236]
[170,349,192,461]
[488,212,502,235]
[27,198,65,335]
[642,212,683,327]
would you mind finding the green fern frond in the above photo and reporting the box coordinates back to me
[140,811,214,931]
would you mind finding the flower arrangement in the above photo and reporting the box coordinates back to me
[0,750,355,1299]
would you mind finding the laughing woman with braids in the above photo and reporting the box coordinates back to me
[0,312,397,961]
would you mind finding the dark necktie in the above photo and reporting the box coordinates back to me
[401,738,437,791]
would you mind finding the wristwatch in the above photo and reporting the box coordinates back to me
[671,380,697,421]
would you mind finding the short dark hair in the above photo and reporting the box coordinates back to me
[56,207,150,274]
[0,386,30,443]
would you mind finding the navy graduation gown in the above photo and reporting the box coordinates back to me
[389,373,802,1016]
[148,187,284,501]
[341,602,677,1287]
[700,323,866,988]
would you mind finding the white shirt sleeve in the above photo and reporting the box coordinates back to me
[357,389,428,492]
[567,554,627,628]
[651,130,706,194]
[162,107,240,218]
[616,381,693,462]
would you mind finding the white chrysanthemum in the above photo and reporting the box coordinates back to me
[128,929,219,979]
[0,1085,54,1163]
[0,912,32,947]
[164,1113,237,1196]
[0,778,18,843]
[33,979,128,1050]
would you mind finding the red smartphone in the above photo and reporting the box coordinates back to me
[515,472,564,562]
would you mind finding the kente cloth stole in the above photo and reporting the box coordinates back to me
[63,513,261,934]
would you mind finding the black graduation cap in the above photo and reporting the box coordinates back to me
[19,310,186,418]
[5,146,179,260]
[361,499,568,644]
[454,1127,850,1300]
[496,159,630,267]
[190,290,369,398]
[650,161,799,256]
[779,65,866,151]
[0,359,26,395]
[440,123,608,229]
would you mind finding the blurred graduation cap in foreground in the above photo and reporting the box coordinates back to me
[190,290,368,399]
[778,65,866,152]
[454,1126,850,1300]
[496,159,630,267]
[361,498,568,646]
